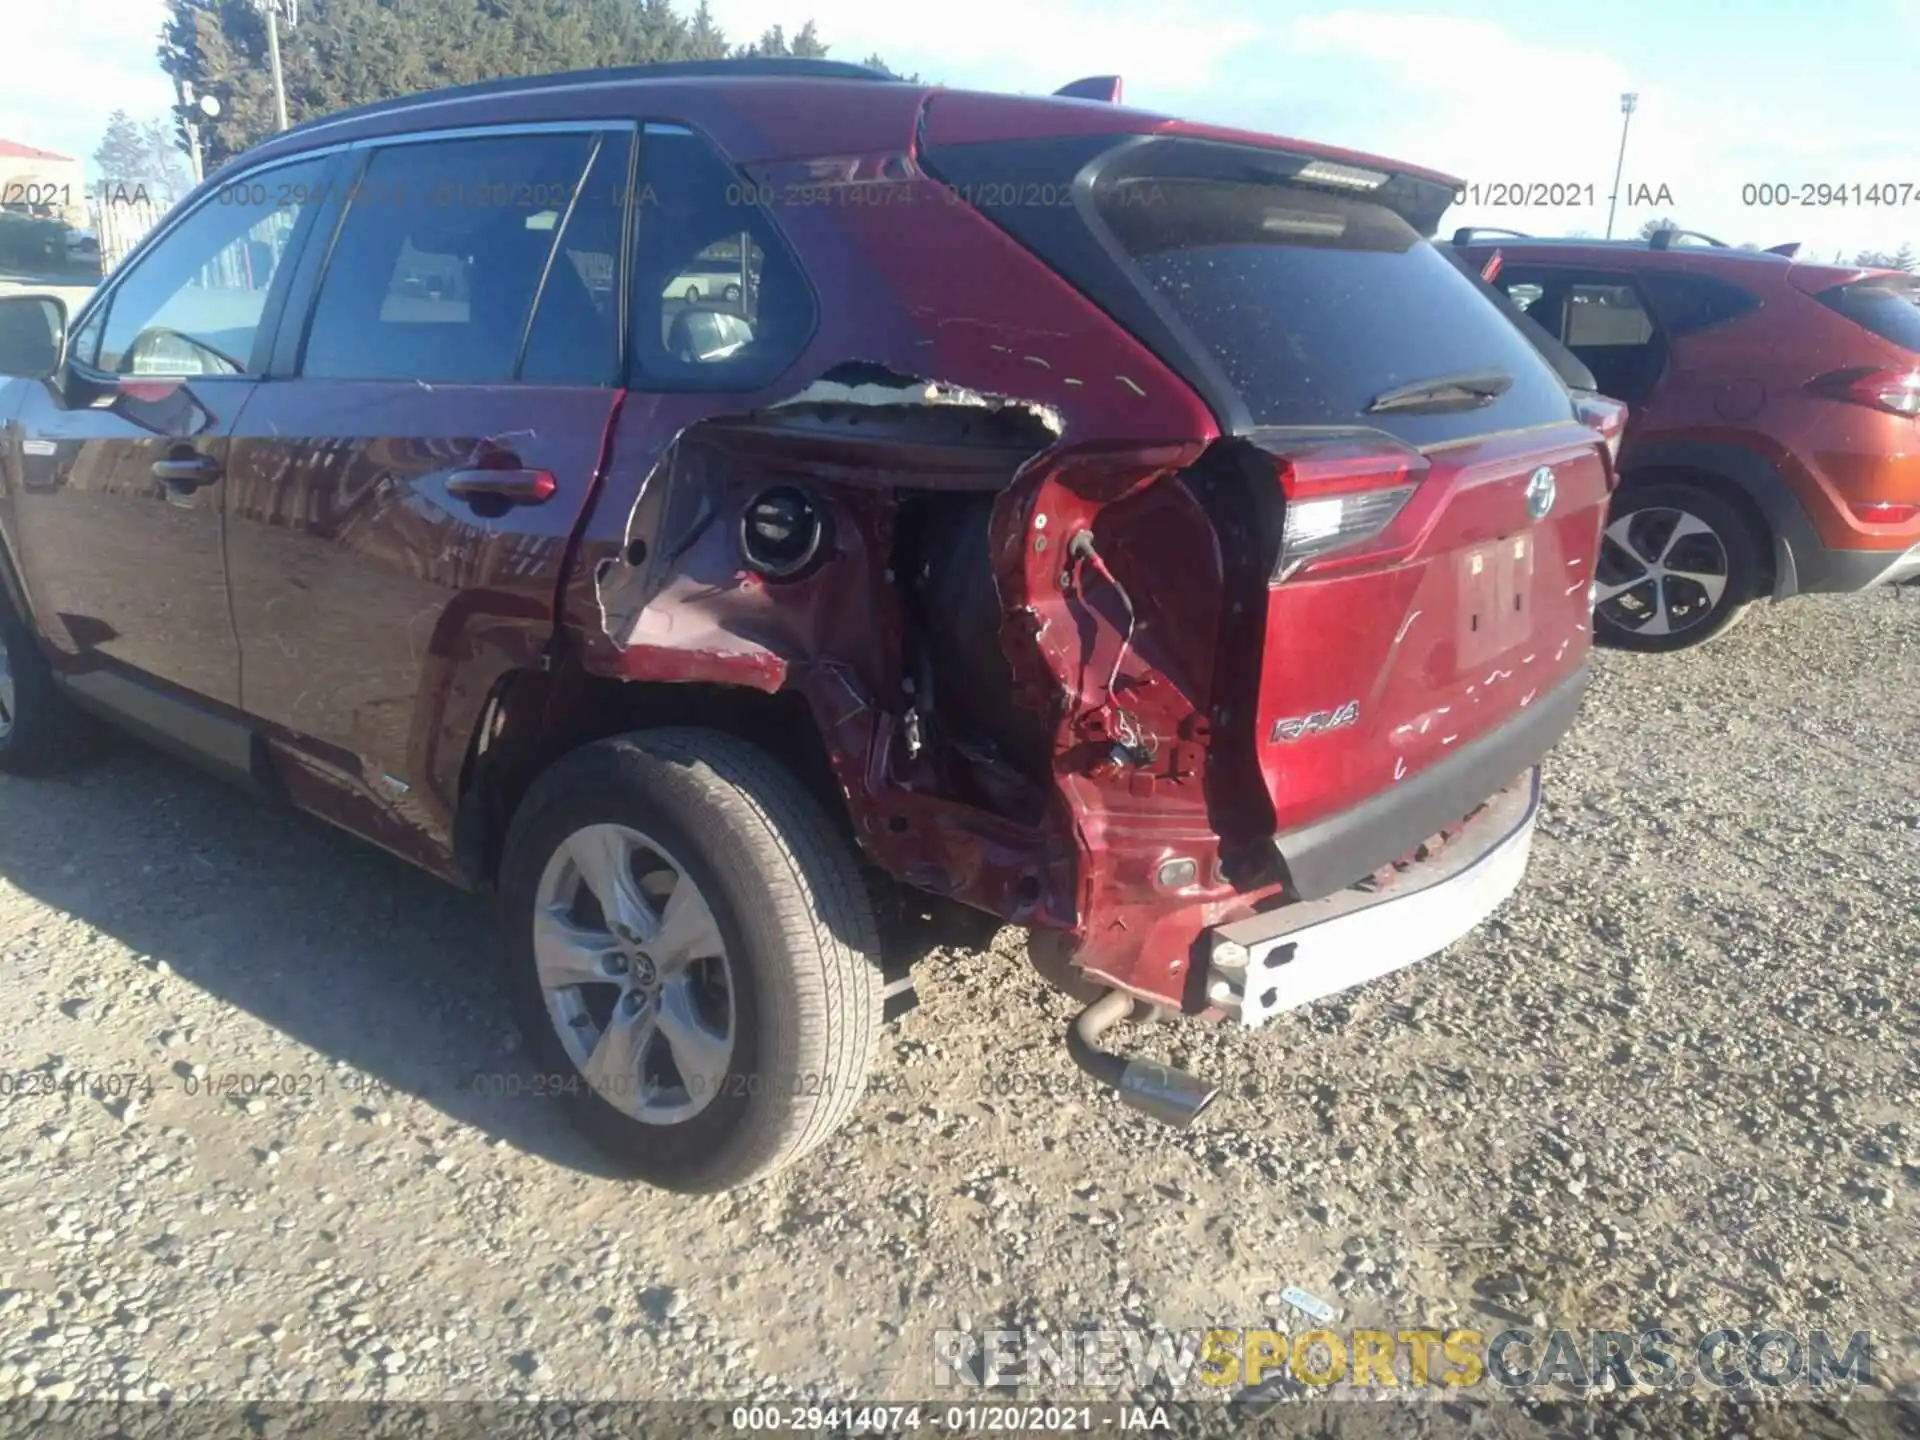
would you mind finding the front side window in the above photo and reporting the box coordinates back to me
[94,156,327,376]
[628,126,813,389]
[301,132,602,382]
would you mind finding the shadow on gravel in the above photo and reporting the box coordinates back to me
[0,744,633,1178]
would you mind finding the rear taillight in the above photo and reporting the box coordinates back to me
[1849,500,1920,525]
[1809,367,1920,416]
[1572,392,1629,476]
[1255,434,1430,581]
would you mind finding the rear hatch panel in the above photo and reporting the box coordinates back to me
[932,132,1610,886]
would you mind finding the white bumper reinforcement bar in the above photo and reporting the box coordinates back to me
[1207,768,1542,1028]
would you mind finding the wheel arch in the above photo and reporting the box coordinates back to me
[451,662,856,892]
[1618,440,1825,601]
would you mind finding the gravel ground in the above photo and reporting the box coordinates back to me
[0,591,1914,1428]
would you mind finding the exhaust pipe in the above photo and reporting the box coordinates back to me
[1066,988,1218,1128]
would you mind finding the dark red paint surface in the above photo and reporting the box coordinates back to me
[0,73,1617,1010]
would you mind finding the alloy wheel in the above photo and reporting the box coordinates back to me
[1594,507,1731,638]
[532,823,734,1125]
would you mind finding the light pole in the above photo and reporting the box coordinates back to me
[174,79,219,185]
[1605,91,1638,240]
[262,0,297,131]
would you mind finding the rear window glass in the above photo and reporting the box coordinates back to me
[1095,178,1573,443]
[1818,277,1920,354]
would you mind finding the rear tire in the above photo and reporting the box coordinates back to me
[1593,482,1762,652]
[0,601,99,775]
[499,727,881,1191]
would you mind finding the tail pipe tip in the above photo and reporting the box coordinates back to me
[1066,987,1219,1129]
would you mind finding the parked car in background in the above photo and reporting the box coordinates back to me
[0,60,1620,1192]
[1451,228,1920,650]
[0,210,66,272]
[665,274,742,304]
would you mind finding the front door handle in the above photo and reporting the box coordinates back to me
[445,467,557,508]
[152,454,222,491]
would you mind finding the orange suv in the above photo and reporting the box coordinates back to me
[1452,227,1920,649]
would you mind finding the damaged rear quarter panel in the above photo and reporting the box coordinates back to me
[558,150,1237,1000]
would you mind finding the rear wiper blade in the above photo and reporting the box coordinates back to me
[1366,369,1514,414]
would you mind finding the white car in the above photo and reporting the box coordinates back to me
[663,270,744,304]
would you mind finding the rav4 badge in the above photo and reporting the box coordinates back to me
[1270,700,1360,744]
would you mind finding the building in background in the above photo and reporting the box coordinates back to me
[0,140,86,227]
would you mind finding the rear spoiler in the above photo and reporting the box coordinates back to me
[1765,242,1802,258]
[1054,76,1124,102]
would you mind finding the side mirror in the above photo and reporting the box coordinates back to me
[0,294,67,380]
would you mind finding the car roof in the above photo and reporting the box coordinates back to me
[275,58,894,137]
[1446,232,1910,292]
[229,59,930,177]
[1450,233,1796,264]
[220,59,1460,204]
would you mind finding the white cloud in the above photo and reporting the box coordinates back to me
[1236,10,1915,257]
[0,0,176,171]
[8,0,1908,258]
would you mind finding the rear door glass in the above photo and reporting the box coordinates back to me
[1095,178,1575,445]
[301,132,597,383]
[1564,283,1655,347]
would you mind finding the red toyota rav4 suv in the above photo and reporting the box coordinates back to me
[0,61,1618,1190]
[1453,227,1920,650]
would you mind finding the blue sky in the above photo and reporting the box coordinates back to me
[6,0,1916,258]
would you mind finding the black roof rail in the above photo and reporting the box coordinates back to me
[272,58,894,139]
[1449,226,1531,246]
[1647,227,1730,251]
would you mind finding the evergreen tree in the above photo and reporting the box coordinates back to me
[94,108,194,200]
[93,111,151,185]
[1852,246,1917,271]
[157,0,900,165]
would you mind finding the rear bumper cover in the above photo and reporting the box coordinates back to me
[1800,539,1920,592]
[1208,767,1541,1027]
[1271,667,1586,903]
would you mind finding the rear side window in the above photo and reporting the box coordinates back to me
[627,125,814,390]
[1817,276,1920,354]
[1636,271,1757,337]
[301,132,608,383]
[1094,177,1574,443]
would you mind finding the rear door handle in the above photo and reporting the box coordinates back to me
[445,467,557,507]
[152,454,222,491]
